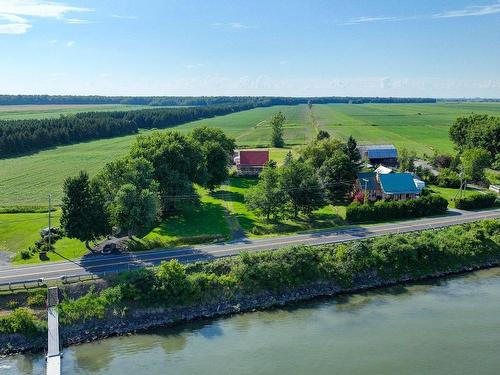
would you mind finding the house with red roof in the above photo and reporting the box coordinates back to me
[234,149,269,176]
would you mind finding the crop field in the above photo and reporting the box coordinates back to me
[0,104,155,120]
[1,102,500,206]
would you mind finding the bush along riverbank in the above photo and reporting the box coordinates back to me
[1,219,499,354]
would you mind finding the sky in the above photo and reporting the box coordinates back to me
[0,0,499,97]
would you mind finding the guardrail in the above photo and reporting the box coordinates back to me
[0,270,122,291]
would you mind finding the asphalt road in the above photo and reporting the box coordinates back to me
[1,208,499,284]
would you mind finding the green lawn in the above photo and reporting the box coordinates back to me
[427,185,478,208]
[139,187,230,246]
[0,210,88,264]
[2,102,500,206]
[217,178,346,237]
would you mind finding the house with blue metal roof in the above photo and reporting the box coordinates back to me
[357,144,398,166]
[378,173,420,200]
[356,171,421,201]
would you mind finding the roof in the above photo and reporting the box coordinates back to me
[379,173,420,195]
[358,144,397,159]
[375,165,393,174]
[357,172,379,191]
[238,150,269,166]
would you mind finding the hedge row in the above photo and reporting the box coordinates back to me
[346,195,449,223]
[455,193,498,210]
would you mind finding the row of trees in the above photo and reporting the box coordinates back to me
[0,103,252,157]
[246,134,361,220]
[0,95,437,106]
[60,127,236,249]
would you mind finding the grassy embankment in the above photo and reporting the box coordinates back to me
[1,220,498,337]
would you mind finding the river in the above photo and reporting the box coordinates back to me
[2,268,500,375]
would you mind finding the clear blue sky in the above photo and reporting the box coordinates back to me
[1,0,499,97]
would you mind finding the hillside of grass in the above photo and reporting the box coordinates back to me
[2,102,500,206]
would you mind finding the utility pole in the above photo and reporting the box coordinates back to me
[363,178,369,203]
[48,194,52,250]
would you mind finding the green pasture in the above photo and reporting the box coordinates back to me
[1,102,500,206]
[0,104,153,120]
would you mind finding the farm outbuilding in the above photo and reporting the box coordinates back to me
[358,144,398,166]
[234,150,269,176]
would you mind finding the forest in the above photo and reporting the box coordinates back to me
[0,94,436,106]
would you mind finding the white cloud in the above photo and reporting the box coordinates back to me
[341,2,500,26]
[0,0,92,18]
[0,0,93,34]
[0,12,29,34]
[111,14,136,20]
[64,18,93,24]
[433,3,500,18]
[66,40,75,47]
[211,22,255,29]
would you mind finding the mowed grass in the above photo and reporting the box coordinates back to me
[0,104,154,120]
[2,102,500,206]
[427,185,482,208]
[217,177,346,238]
[140,186,230,245]
[0,210,88,264]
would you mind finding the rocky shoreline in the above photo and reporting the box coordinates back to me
[1,261,498,356]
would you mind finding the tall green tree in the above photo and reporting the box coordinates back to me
[345,135,362,169]
[318,150,357,204]
[461,147,491,182]
[270,112,286,148]
[300,137,345,170]
[191,126,236,190]
[398,148,416,172]
[97,156,157,201]
[60,171,110,251]
[450,114,499,155]
[113,184,161,237]
[280,156,325,217]
[316,130,330,141]
[246,163,286,221]
[129,131,206,210]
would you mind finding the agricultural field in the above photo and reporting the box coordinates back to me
[0,104,154,120]
[1,102,500,207]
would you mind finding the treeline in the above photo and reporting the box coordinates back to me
[0,103,249,157]
[0,95,436,106]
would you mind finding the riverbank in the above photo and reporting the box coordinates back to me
[1,262,499,355]
[1,220,499,355]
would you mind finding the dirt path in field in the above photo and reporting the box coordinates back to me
[220,181,246,240]
[307,105,320,139]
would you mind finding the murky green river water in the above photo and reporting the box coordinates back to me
[2,268,500,375]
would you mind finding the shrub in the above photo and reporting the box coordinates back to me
[346,195,448,223]
[27,290,47,307]
[6,300,19,309]
[437,168,461,188]
[455,193,497,210]
[19,249,31,260]
[0,308,45,334]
